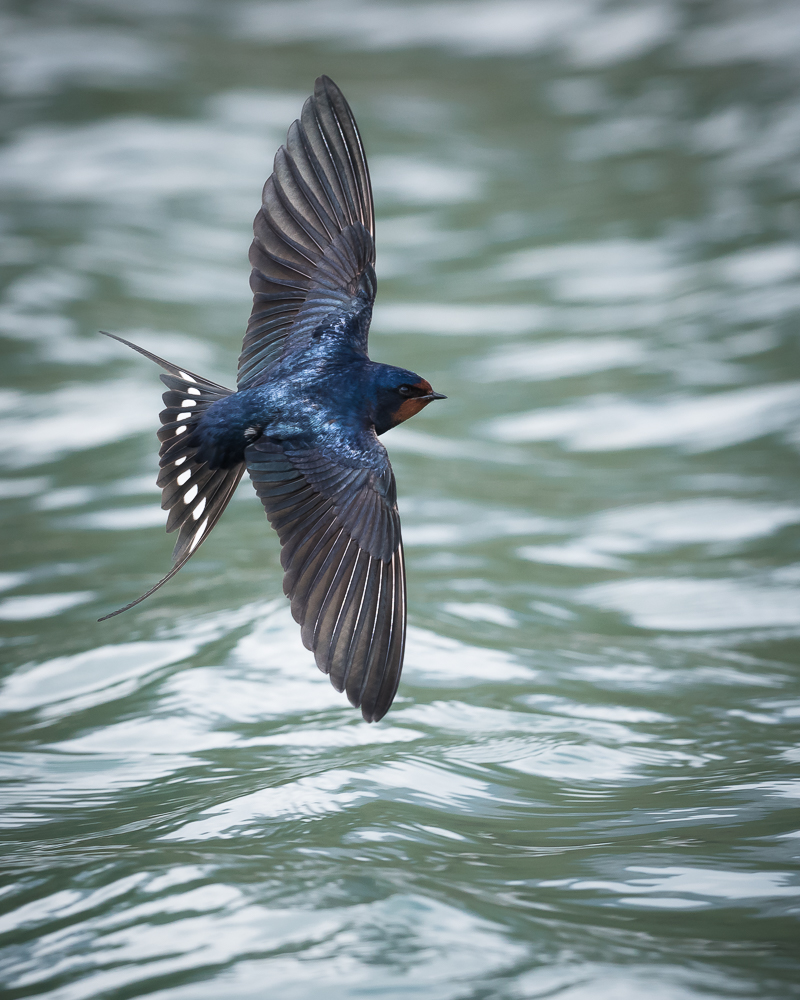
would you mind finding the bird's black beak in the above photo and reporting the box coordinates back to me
[423,391,447,401]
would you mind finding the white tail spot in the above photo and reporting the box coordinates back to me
[177,469,191,486]
[176,412,192,421]
[192,497,207,520]
[181,399,197,408]
[178,371,196,382]
[174,456,187,466]
[183,484,198,504]
[189,516,209,552]
[175,425,187,436]
[187,387,201,396]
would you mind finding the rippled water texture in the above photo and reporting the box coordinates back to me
[1,1,799,997]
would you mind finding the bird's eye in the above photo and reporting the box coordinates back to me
[398,385,414,396]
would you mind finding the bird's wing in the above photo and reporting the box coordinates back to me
[99,333,245,620]
[246,434,405,722]
[238,75,376,389]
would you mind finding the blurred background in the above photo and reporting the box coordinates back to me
[1,0,799,997]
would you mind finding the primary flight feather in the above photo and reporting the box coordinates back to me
[99,75,446,722]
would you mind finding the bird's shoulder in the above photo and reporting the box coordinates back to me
[259,346,372,424]
[286,422,393,491]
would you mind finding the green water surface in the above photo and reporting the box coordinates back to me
[1,1,799,997]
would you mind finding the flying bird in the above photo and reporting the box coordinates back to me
[99,76,446,722]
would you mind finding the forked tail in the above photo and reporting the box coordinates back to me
[98,332,245,620]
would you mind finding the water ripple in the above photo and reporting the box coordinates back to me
[1,1,799,997]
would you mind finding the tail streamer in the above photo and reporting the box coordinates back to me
[98,333,245,620]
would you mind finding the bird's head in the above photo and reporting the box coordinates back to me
[370,365,446,435]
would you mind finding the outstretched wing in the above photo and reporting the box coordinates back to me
[246,435,406,722]
[239,75,376,389]
[99,333,245,620]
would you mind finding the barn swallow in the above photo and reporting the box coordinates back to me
[99,76,446,722]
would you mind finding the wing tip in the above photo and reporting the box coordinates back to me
[360,703,388,724]
[313,75,356,122]
[315,74,338,96]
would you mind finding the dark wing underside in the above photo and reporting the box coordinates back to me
[239,75,376,389]
[241,78,406,719]
[246,436,406,722]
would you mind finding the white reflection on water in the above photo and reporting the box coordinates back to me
[513,964,750,1000]
[0,105,480,223]
[165,757,507,842]
[470,337,644,381]
[234,0,602,56]
[521,498,800,569]
[163,771,374,839]
[679,2,800,65]
[66,505,167,530]
[720,243,800,286]
[487,382,800,451]
[500,740,702,784]
[0,117,269,204]
[499,238,675,291]
[373,302,548,335]
[0,571,28,592]
[443,601,517,627]
[520,542,627,570]
[0,380,158,467]
[1,641,197,714]
[0,476,47,497]
[583,577,800,631]
[549,865,800,904]
[6,891,525,1000]
[568,3,678,67]
[404,625,533,684]
[386,426,526,465]
[0,591,94,622]
[497,235,800,329]
[401,497,558,547]
[0,19,170,96]
[371,156,481,204]
[591,498,800,547]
